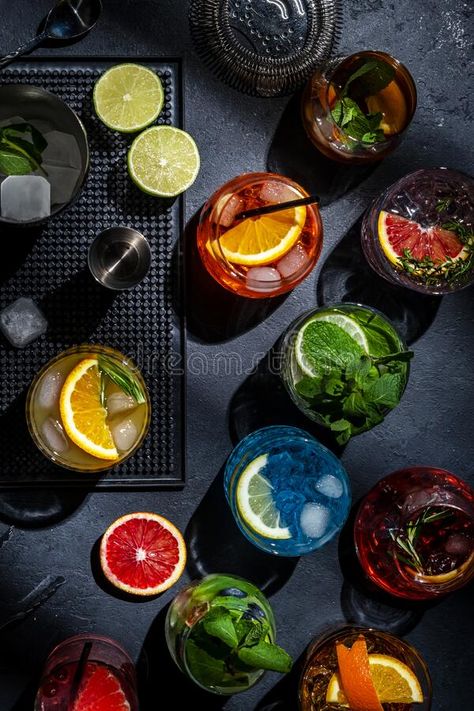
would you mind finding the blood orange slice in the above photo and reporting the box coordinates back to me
[378,210,468,268]
[72,663,130,711]
[100,512,186,596]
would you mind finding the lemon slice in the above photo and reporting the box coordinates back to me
[59,358,118,461]
[93,63,164,133]
[326,653,424,705]
[128,125,200,197]
[236,454,291,540]
[219,206,306,266]
[295,312,369,377]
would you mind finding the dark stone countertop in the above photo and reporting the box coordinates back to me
[0,1,473,709]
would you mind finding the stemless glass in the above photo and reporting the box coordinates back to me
[197,172,323,298]
[355,467,474,600]
[165,573,277,695]
[224,425,351,556]
[301,50,417,163]
[26,344,151,473]
[299,626,432,710]
[361,167,474,294]
[280,303,410,437]
[35,634,139,710]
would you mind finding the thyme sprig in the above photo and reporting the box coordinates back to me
[390,507,452,573]
[98,355,146,404]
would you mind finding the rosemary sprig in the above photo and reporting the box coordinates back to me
[390,507,452,573]
[98,355,146,404]
[435,197,453,213]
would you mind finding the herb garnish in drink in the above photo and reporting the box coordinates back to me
[0,123,48,175]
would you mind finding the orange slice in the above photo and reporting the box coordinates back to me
[334,636,383,711]
[219,206,306,266]
[366,80,408,135]
[100,512,186,596]
[327,653,424,705]
[59,358,119,461]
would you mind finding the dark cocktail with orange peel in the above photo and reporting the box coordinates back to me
[301,51,416,163]
[197,172,323,298]
[299,627,431,710]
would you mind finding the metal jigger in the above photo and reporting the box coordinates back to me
[88,226,151,291]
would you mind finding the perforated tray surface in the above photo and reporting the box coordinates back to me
[0,58,185,488]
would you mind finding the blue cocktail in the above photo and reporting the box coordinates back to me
[224,426,351,556]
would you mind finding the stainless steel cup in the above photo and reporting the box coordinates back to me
[88,226,151,290]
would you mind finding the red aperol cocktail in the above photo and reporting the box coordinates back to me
[197,172,323,298]
[355,467,474,600]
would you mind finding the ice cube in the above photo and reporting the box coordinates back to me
[106,391,137,416]
[216,193,243,226]
[111,417,138,452]
[259,181,297,204]
[300,502,330,539]
[41,418,69,454]
[315,474,344,499]
[42,130,82,206]
[445,534,473,557]
[37,370,65,409]
[246,267,281,292]
[277,243,310,278]
[0,297,48,348]
[1,175,51,221]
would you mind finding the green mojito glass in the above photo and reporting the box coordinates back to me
[281,303,412,444]
[165,573,292,695]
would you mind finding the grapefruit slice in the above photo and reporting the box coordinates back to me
[335,636,383,711]
[72,663,130,711]
[378,210,468,269]
[100,512,186,596]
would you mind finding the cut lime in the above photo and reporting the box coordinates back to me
[93,63,164,133]
[236,454,291,540]
[295,312,369,377]
[127,126,200,197]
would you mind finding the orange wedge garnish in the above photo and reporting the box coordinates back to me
[60,358,119,461]
[335,636,383,711]
[366,80,408,135]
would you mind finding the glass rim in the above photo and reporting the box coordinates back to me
[44,633,134,663]
[26,343,151,473]
[323,49,417,144]
[206,171,322,287]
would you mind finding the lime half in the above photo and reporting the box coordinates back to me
[236,454,291,540]
[295,311,369,377]
[128,126,200,197]
[93,63,164,133]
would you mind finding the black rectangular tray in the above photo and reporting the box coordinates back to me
[0,57,185,488]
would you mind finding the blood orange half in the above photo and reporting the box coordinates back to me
[100,512,186,596]
[72,664,130,711]
[378,210,468,267]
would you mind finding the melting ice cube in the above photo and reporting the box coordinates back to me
[106,391,137,416]
[246,266,281,292]
[41,418,69,454]
[259,181,296,204]
[445,534,473,557]
[0,297,48,348]
[37,370,65,409]
[315,474,344,499]
[216,193,243,226]
[1,175,51,221]
[111,417,138,452]
[300,502,330,539]
[277,243,310,278]
[42,130,82,206]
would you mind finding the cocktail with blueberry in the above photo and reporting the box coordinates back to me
[355,467,474,600]
[197,172,323,298]
[224,426,351,556]
[165,573,292,694]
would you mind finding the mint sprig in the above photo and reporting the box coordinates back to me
[330,58,395,144]
[0,123,48,176]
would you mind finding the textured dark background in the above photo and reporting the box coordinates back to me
[0,1,473,709]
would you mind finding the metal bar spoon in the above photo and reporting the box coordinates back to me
[0,0,103,71]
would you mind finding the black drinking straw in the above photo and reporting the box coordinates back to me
[236,194,320,221]
[68,641,92,707]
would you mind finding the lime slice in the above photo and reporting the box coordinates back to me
[128,126,200,197]
[295,312,369,377]
[236,454,291,540]
[93,63,164,133]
